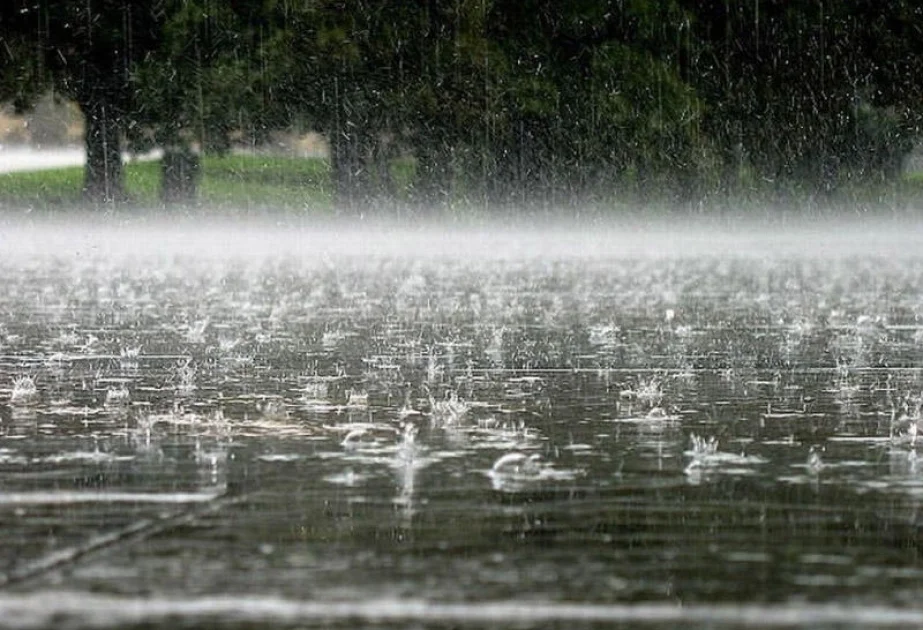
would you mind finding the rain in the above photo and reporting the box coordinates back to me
[2,2,923,629]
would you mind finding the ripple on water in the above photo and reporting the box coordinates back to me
[1,230,923,610]
[4,593,923,629]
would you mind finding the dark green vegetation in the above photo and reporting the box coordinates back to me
[1,1,922,211]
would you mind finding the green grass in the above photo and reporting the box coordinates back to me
[0,166,85,206]
[0,153,334,214]
[903,171,923,192]
[3,151,922,217]
[200,154,333,213]
[123,160,162,205]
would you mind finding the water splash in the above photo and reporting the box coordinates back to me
[487,451,580,492]
[10,375,39,406]
[428,389,469,427]
[685,433,768,479]
[104,384,131,407]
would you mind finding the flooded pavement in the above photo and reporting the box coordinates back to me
[1,222,923,628]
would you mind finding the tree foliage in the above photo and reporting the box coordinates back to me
[1,0,165,202]
[2,0,922,210]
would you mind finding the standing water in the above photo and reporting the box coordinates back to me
[0,219,922,629]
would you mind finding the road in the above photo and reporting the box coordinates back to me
[0,145,84,173]
[0,145,161,174]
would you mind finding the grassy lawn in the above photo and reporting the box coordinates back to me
[0,153,334,214]
[201,154,333,213]
[0,166,86,207]
[902,171,923,194]
[3,150,922,218]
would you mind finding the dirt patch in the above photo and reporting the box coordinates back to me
[1,95,83,146]
[0,110,29,144]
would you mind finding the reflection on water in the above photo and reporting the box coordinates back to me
[1,224,923,627]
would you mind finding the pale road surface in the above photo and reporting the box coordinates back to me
[0,145,161,173]
[0,145,85,173]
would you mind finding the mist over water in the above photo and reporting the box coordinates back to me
[1,217,923,628]
[0,214,917,261]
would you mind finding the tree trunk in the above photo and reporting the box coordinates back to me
[331,129,370,213]
[80,95,125,204]
[412,141,453,210]
[161,145,201,205]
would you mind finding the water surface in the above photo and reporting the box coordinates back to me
[1,221,922,628]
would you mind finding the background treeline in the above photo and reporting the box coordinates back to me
[1,0,921,210]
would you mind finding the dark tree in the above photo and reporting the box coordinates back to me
[1,1,164,203]
[268,1,418,211]
[682,0,923,196]
[4,0,923,211]
[129,0,278,204]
